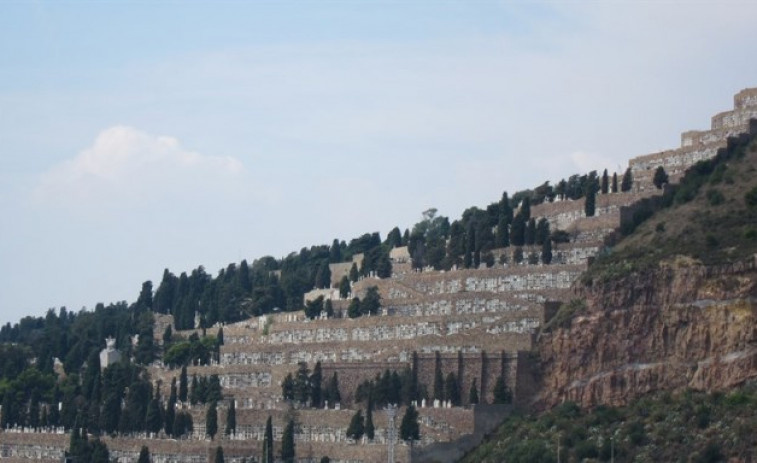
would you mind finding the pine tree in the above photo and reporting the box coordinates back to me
[263,416,274,463]
[281,419,296,463]
[206,401,218,439]
[138,446,150,463]
[225,399,236,436]
[399,405,420,442]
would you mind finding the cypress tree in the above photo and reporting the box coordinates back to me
[469,378,479,405]
[225,399,236,436]
[365,399,375,440]
[138,446,150,463]
[542,237,553,265]
[346,410,365,440]
[433,353,444,401]
[601,168,609,194]
[585,183,596,217]
[263,416,274,463]
[653,166,669,189]
[399,405,420,442]
[214,446,224,463]
[525,218,536,245]
[206,401,218,439]
[281,419,295,463]
[621,167,633,192]
[179,365,188,403]
[612,172,619,193]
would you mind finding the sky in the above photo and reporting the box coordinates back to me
[2,1,757,325]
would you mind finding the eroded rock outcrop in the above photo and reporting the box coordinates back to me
[538,257,757,409]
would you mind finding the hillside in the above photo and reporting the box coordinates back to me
[0,88,756,463]
[464,121,757,461]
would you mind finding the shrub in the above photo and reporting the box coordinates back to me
[745,186,757,207]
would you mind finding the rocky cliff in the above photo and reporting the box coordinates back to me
[538,257,757,409]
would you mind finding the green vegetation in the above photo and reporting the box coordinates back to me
[542,299,587,333]
[585,133,757,285]
[461,384,757,463]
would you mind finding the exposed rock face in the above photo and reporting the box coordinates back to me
[538,257,757,409]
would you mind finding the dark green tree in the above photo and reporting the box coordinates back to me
[347,298,361,319]
[310,361,323,408]
[305,296,324,320]
[346,409,365,440]
[329,238,342,263]
[281,419,296,463]
[145,387,163,434]
[349,263,359,282]
[433,352,444,401]
[282,373,294,401]
[138,445,150,463]
[510,214,526,247]
[225,399,236,436]
[294,362,311,405]
[601,169,609,194]
[585,181,597,217]
[445,372,461,406]
[164,378,177,436]
[520,196,531,221]
[612,172,619,193]
[325,372,341,407]
[492,375,512,404]
[495,216,510,248]
[361,286,381,315]
[653,165,669,189]
[542,236,553,265]
[365,399,375,440]
[469,378,479,405]
[214,446,224,463]
[324,299,334,318]
[206,401,218,439]
[386,227,403,248]
[525,218,536,245]
[339,276,351,299]
[621,167,633,192]
[179,365,188,403]
[263,416,274,463]
[399,405,420,442]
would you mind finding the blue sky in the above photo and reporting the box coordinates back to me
[2,1,757,325]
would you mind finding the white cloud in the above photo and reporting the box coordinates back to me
[34,126,245,209]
